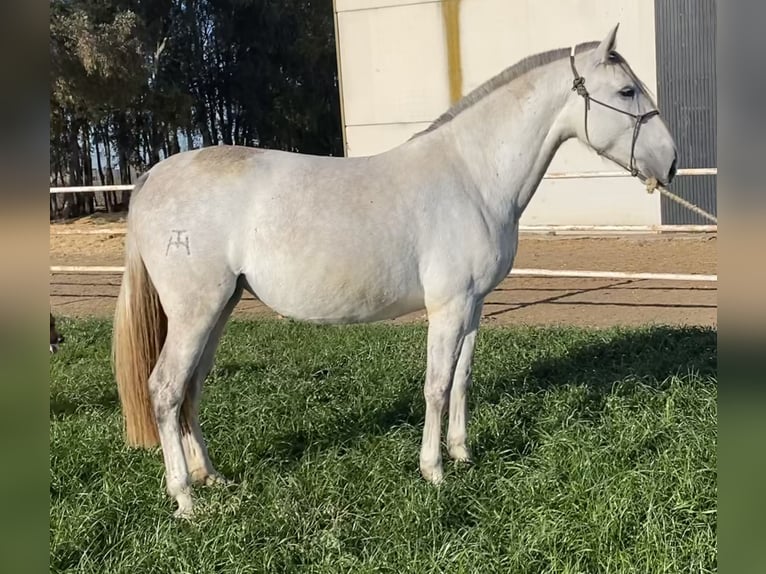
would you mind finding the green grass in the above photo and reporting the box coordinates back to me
[50,318,717,573]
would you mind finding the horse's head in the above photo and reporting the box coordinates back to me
[565,24,677,186]
[50,312,64,353]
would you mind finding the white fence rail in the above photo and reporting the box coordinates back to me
[541,167,717,180]
[48,168,718,194]
[50,184,134,193]
[49,223,717,236]
[49,265,717,282]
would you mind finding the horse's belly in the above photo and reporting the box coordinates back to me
[243,259,424,324]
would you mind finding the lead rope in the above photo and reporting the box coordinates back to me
[569,47,718,225]
[644,178,718,224]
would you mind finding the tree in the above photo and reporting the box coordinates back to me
[50,0,343,219]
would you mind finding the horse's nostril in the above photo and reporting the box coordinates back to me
[668,157,677,183]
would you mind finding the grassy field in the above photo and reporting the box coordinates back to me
[50,318,717,573]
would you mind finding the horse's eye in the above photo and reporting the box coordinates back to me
[619,87,635,98]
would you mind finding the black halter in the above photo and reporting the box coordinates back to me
[569,49,660,182]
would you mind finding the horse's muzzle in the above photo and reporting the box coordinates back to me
[667,156,678,185]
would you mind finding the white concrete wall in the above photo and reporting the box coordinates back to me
[333,0,662,225]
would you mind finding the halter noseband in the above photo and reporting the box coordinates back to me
[569,47,660,182]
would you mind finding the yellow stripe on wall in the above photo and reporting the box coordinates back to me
[441,0,463,104]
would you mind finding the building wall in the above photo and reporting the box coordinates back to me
[333,0,662,225]
[654,0,717,224]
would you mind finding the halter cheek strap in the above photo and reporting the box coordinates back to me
[569,47,660,181]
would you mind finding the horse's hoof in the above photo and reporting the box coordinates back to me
[420,463,444,485]
[204,473,235,487]
[448,444,473,464]
[173,491,195,519]
[190,467,233,487]
[173,506,194,520]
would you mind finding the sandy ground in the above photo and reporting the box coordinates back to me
[50,214,717,328]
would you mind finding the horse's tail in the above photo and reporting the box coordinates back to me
[112,176,166,447]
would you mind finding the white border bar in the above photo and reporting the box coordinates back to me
[508,268,716,282]
[48,168,718,194]
[49,224,718,236]
[49,265,717,282]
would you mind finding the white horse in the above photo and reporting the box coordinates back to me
[113,25,677,517]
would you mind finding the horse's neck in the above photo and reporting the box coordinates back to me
[442,60,572,223]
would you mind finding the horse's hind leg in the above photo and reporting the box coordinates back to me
[149,279,238,517]
[149,324,209,517]
[183,283,243,486]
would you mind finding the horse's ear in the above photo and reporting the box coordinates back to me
[594,23,619,63]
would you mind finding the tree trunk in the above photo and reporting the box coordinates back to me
[94,127,113,212]
[207,94,218,145]
[220,91,232,145]
[171,127,181,155]
[94,127,105,185]
[149,118,161,166]
[114,112,134,193]
[82,124,94,214]
[185,126,195,151]
[160,123,169,161]
[68,121,82,186]
[104,124,115,185]
[68,119,84,218]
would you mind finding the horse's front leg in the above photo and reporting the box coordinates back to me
[420,297,478,484]
[447,302,483,463]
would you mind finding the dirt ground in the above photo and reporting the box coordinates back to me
[50,214,717,328]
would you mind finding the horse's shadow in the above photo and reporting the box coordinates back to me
[470,325,716,460]
[50,391,120,418]
[216,325,716,474]
[485,325,716,396]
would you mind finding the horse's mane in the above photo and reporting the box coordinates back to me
[411,41,602,138]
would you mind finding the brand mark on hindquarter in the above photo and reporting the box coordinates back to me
[166,230,191,255]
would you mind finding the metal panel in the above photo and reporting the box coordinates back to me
[655,0,717,224]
